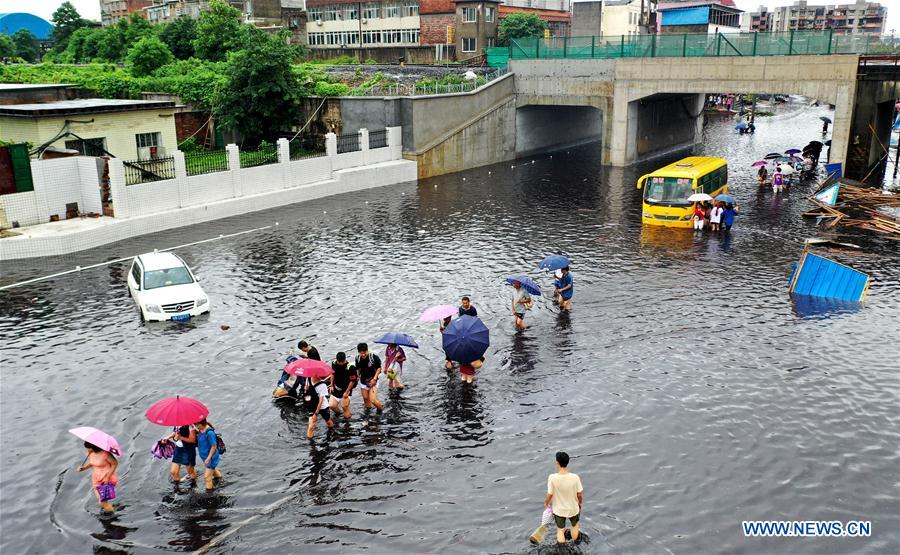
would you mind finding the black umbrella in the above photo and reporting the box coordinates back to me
[824,139,832,146]
[763,152,782,159]
[819,116,832,123]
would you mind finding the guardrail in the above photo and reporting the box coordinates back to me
[337,132,360,154]
[503,30,880,62]
[184,149,228,176]
[124,156,176,185]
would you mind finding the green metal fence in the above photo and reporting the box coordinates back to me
[499,30,878,63]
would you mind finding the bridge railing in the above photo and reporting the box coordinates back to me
[505,30,879,62]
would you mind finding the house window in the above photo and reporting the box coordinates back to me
[363,3,380,18]
[403,1,419,17]
[308,7,322,20]
[362,30,381,43]
[308,32,325,45]
[462,7,477,23]
[135,132,161,149]
[384,4,400,18]
[323,6,340,21]
[400,29,420,43]
[65,137,106,156]
[486,37,495,47]
[485,7,494,22]
[461,37,476,52]
[344,5,358,20]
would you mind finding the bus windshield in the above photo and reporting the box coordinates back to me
[644,176,694,206]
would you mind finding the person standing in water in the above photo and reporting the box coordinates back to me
[546,451,583,546]
[329,352,357,418]
[554,267,573,311]
[196,419,222,491]
[356,343,384,414]
[441,316,454,369]
[511,280,532,331]
[166,425,197,482]
[384,343,407,390]
[306,376,335,438]
[78,442,119,513]
[458,296,477,317]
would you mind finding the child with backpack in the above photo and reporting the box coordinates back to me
[196,419,223,491]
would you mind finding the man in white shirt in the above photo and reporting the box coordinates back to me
[545,451,584,545]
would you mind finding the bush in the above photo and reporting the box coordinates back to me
[127,36,175,77]
[313,81,350,96]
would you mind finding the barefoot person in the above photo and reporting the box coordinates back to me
[546,451,583,546]
[384,343,407,390]
[307,376,335,438]
[458,296,477,317]
[355,343,384,414]
[511,280,532,331]
[196,419,222,491]
[329,352,357,418]
[78,442,119,513]
[554,267,573,311]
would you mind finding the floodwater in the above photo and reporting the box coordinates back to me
[1,99,898,554]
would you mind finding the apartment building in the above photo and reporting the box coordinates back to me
[145,0,208,24]
[657,1,742,34]
[770,1,886,35]
[306,0,421,48]
[740,5,773,32]
[100,0,154,26]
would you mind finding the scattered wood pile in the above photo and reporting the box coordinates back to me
[803,181,900,239]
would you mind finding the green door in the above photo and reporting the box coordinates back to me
[8,143,33,193]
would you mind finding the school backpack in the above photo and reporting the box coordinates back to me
[216,432,226,455]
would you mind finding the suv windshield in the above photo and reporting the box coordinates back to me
[143,267,194,290]
[644,176,694,206]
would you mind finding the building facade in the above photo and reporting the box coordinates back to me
[770,1,886,35]
[740,5,773,32]
[571,0,654,37]
[100,0,155,26]
[420,0,456,44]
[657,1,742,34]
[453,0,499,55]
[145,0,208,24]
[306,0,421,48]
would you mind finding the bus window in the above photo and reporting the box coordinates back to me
[644,177,693,205]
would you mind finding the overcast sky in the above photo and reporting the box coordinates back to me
[5,0,900,36]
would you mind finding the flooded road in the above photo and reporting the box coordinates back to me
[1,99,898,553]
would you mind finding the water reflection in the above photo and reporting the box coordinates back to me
[791,294,863,319]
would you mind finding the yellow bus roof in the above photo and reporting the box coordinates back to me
[648,156,727,179]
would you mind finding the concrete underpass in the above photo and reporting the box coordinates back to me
[515,105,603,158]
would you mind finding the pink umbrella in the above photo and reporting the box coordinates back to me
[751,161,768,167]
[145,396,209,426]
[284,358,333,379]
[419,304,457,322]
[69,427,122,456]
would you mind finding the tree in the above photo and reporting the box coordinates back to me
[97,22,127,62]
[497,13,548,46]
[127,36,174,76]
[0,35,14,59]
[51,1,88,51]
[124,13,154,48]
[194,0,244,62]
[12,29,41,62]
[216,29,300,140]
[160,17,197,60]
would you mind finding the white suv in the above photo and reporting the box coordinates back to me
[127,252,209,322]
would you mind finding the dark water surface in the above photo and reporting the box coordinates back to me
[2,100,898,554]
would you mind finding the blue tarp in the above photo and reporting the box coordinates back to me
[660,6,710,26]
[0,13,54,40]
[789,252,870,302]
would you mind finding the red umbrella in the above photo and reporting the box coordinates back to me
[284,358,333,379]
[145,396,209,426]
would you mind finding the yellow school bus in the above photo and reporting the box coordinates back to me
[636,156,729,228]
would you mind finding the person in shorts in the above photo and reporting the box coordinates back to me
[329,352,357,418]
[554,267,574,311]
[306,376,334,438]
[355,343,384,414]
[511,280,531,331]
[545,451,583,545]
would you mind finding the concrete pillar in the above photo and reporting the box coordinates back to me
[606,86,631,166]
[173,150,187,208]
[226,143,241,198]
[360,128,370,165]
[829,83,855,173]
[277,138,291,189]
[108,158,129,219]
[387,126,403,159]
[325,133,337,157]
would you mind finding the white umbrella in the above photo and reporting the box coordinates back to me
[780,164,795,175]
[687,193,714,202]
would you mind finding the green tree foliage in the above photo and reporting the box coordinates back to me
[160,16,197,60]
[0,35,15,59]
[216,29,300,140]
[194,0,244,62]
[12,29,42,63]
[124,13,154,47]
[497,13,548,45]
[51,1,89,51]
[127,36,175,77]
[97,21,127,62]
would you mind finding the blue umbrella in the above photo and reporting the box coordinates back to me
[442,315,490,363]
[506,275,542,296]
[374,332,418,349]
[715,194,736,204]
[735,122,748,130]
[538,255,571,271]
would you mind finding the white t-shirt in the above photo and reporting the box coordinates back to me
[547,472,583,518]
[513,288,531,313]
[710,206,724,223]
[314,382,329,407]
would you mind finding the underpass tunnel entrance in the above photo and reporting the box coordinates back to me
[515,105,603,159]
[628,93,705,163]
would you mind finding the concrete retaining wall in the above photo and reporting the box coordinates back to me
[0,157,103,228]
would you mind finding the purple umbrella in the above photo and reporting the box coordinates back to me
[784,148,802,155]
[751,161,768,167]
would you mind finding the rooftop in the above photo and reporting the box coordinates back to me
[0,83,75,91]
[0,98,177,118]
[137,252,186,271]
